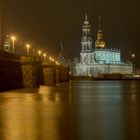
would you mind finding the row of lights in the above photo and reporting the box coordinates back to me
[10,35,60,66]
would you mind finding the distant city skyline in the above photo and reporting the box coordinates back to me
[1,0,140,65]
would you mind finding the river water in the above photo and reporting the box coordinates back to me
[0,80,140,140]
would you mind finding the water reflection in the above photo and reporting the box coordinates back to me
[0,81,140,140]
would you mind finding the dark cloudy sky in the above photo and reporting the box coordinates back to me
[1,0,140,63]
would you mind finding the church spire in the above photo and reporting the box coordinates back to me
[95,16,105,48]
[85,13,88,21]
[81,14,93,53]
[84,13,89,25]
[99,16,101,30]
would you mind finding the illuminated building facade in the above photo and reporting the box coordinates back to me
[75,15,133,76]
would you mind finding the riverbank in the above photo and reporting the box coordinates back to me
[70,74,140,80]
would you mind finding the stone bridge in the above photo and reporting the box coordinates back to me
[0,51,69,91]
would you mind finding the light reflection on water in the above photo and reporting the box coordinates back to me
[0,80,140,140]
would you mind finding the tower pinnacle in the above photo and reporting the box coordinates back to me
[81,14,93,53]
[99,16,101,30]
[85,13,88,21]
[84,13,89,25]
[95,16,105,48]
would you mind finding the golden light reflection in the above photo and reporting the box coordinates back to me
[0,93,61,140]
[39,85,53,94]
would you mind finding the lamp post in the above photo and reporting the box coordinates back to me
[132,53,136,66]
[26,44,30,56]
[43,53,47,61]
[49,57,52,61]
[11,36,16,53]
[132,54,135,59]
[131,53,135,65]
[38,50,42,56]
[131,53,136,74]
[55,61,60,66]
[52,58,54,62]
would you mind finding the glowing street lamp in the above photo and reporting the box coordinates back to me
[43,53,47,61]
[131,53,136,66]
[52,58,55,62]
[55,61,58,65]
[26,44,31,55]
[49,57,52,61]
[38,50,42,56]
[11,36,16,53]
[55,61,60,66]
[132,54,135,58]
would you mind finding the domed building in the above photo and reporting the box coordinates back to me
[75,15,133,76]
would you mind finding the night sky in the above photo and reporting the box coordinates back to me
[1,0,140,64]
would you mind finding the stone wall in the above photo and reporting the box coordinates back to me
[20,56,43,88]
[0,51,70,91]
[0,51,23,91]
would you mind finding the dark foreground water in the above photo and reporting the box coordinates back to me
[0,80,140,140]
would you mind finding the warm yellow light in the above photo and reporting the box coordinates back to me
[26,44,30,48]
[52,58,54,62]
[49,57,52,61]
[26,44,31,55]
[10,36,16,53]
[132,54,135,58]
[11,36,16,41]
[43,53,47,61]
[43,53,47,57]
[38,50,42,55]
[55,61,60,65]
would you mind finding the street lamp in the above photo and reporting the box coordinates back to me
[49,57,52,61]
[55,61,60,66]
[132,53,136,66]
[43,53,47,61]
[132,54,135,58]
[38,50,42,56]
[52,58,55,62]
[11,36,16,53]
[26,44,31,56]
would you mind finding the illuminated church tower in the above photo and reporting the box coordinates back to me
[75,15,133,76]
[95,16,105,48]
[80,14,94,66]
[81,14,92,53]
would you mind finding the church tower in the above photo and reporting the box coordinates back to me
[81,14,93,52]
[95,16,105,48]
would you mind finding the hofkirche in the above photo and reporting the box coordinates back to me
[75,14,133,76]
